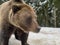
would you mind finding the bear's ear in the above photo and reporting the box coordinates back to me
[12,5,21,14]
[12,0,23,3]
[14,0,22,2]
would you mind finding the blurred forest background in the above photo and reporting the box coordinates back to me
[0,0,60,27]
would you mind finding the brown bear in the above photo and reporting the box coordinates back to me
[0,0,40,45]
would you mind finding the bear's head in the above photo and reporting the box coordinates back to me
[9,0,40,33]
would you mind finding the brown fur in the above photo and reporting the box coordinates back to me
[0,0,40,45]
[0,0,40,33]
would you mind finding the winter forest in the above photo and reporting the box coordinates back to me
[0,0,60,27]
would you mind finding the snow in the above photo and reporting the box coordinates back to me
[39,0,48,5]
[9,27,60,45]
[9,35,21,45]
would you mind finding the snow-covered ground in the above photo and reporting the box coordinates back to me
[9,27,60,45]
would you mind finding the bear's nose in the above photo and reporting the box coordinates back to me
[36,26,41,33]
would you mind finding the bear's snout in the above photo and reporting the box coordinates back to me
[36,26,41,33]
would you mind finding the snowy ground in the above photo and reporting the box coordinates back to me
[9,27,60,45]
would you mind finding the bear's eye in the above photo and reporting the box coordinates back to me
[26,16,32,26]
[12,5,21,14]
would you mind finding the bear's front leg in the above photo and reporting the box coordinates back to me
[0,24,14,45]
[14,29,29,45]
[0,30,10,45]
[20,33,29,45]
